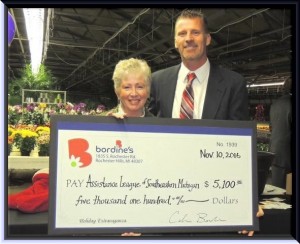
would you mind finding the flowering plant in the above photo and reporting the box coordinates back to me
[11,129,38,155]
[35,125,50,134]
[8,101,109,155]
[8,102,107,125]
[21,110,45,125]
[36,126,50,156]
[8,105,22,125]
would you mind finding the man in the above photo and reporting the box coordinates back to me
[148,9,261,237]
[148,9,249,120]
[269,78,292,189]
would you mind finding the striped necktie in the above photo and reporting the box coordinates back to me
[180,73,196,119]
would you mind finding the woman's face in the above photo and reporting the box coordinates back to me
[116,74,149,117]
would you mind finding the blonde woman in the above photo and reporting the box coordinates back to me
[104,58,153,119]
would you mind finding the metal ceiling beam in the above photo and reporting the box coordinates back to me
[209,25,291,54]
[212,45,290,63]
[54,9,134,21]
[10,9,26,59]
[62,8,151,86]
[66,36,170,90]
[53,20,119,32]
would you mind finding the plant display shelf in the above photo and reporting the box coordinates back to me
[22,89,66,106]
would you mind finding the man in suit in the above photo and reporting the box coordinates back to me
[148,9,261,237]
[269,78,292,189]
[148,9,249,120]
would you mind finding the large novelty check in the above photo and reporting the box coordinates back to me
[49,115,258,235]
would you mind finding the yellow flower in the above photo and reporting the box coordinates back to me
[36,126,50,134]
[8,126,15,136]
[20,129,39,138]
[10,129,38,151]
[11,130,22,139]
[39,103,47,109]
[11,129,38,139]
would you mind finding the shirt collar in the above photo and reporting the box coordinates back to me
[179,59,210,83]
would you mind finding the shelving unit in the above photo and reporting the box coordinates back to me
[22,89,67,105]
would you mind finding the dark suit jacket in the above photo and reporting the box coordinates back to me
[148,63,249,120]
[269,94,292,170]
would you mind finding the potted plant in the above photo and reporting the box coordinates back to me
[37,132,50,156]
[12,129,38,156]
[8,105,22,125]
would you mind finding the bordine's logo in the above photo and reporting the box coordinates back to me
[68,138,92,168]
[116,140,122,148]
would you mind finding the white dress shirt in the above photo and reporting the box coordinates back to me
[172,59,210,119]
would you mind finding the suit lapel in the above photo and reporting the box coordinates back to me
[202,65,226,119]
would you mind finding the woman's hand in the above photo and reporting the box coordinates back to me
[238,205,264,236]
[107,111,127,119]
[121,232,141,236]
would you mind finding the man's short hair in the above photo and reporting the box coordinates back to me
[175,9,209,33]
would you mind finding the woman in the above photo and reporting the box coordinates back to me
[106,58,152,237]
[103,58,153,119]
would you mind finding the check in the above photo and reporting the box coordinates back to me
[49,115,258,235]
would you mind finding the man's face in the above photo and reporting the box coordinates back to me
[175,17,211,63]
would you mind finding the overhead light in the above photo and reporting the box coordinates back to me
[23,8,44,74]
[247,82,284,88]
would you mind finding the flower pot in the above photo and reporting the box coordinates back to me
[38,144,50,157]
[20,149,31,156]
[38,151,49,156]
[10,144,21,156]
[30,145,39,157]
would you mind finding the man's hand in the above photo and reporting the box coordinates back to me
[238,205,264,236]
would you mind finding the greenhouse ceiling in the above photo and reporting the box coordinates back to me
[7,6,294,102]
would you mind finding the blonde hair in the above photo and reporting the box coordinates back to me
[112,58,151,94]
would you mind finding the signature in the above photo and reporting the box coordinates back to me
[169,211,226,224]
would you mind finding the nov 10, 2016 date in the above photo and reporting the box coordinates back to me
[199,149,241,159]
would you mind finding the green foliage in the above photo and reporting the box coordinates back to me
[257,143,270,152]
[8,64,56,96]
[21,112,32,125]
[31,112,45,125]
[13,133,22,149]
[21,111,45,125]
[8,112,21,125]
[257,135,270,152]
[8,95,22,105]
[20,137,36,154]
